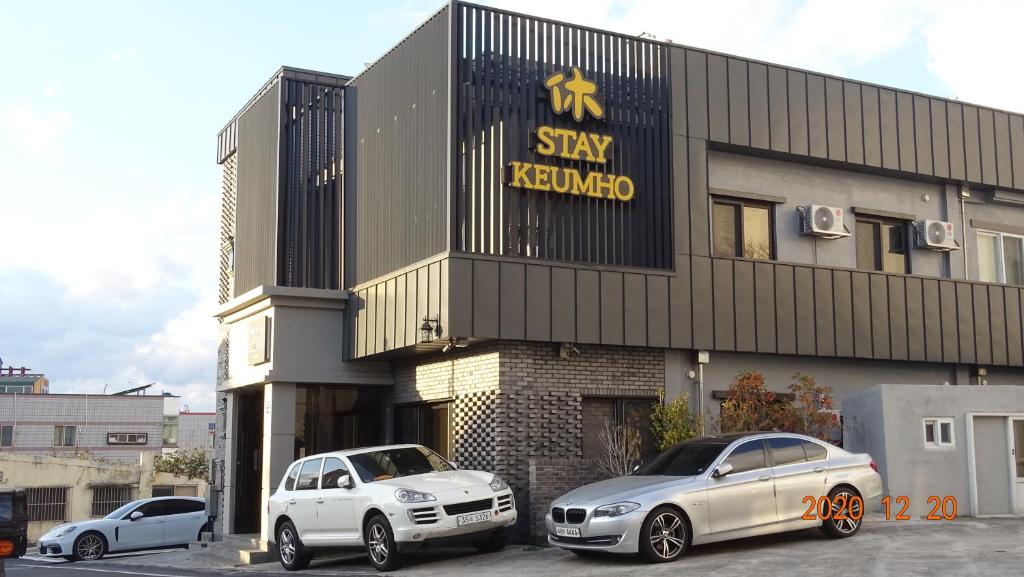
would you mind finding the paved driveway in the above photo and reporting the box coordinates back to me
[10,517,1024,577]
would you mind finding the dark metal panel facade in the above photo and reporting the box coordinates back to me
[930,99,949,179]
[279,78,344,289]
[646,275,670,348]
[844,82,863,165]
[748,63,770,150]
[525,265,552,342]
[713,259,735,350]
[473,260,500,338]
[345,6,450,286]
[768,66,788,153]
[1007,287,1024,366]
[806,74,828,159]
[734,260,756,352]
[601,272,625,345]
[234,82,281,294]
[728,58,750,147]
[691,256,714,350]
[923,279,943,362]
[833,270,854,358]
[787,70,809,156]
[670,257,692,349]
[825,77,845,162]
[990,285,1007,366]
[551,267,576,342]
[862,85,881,168]
[755,262,777,353]
[500,262,526,340]
[707,54,729,143]
[906,277,925,361]
[813,268,835,357]
[774,264,796,355]
[913,94,932,176]
[576,270,600,343]
[794,266,815,356]
[454,3,672,269]
[623,274,647,346]
[888,276,908,361]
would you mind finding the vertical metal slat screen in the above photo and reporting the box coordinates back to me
[455,3,672,269]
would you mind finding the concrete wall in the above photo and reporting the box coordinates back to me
[843,384,1024,517]
[0,394,166,463]
[0,452,206,543]
[178,413,215,451]
[710,150,953,277]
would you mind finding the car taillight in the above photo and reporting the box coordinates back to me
[869,459,878,473]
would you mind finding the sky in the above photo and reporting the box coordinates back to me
[1,0,1022,411]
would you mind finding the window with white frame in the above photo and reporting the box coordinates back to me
[923,417,955,449]
[53,425,76,447]
[107,432,147,445]
[977,230,1024,285]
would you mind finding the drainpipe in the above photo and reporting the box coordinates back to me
[959,183,970,278]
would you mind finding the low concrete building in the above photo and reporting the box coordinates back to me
[0,393,216,462]
[844,384,1024,517]
[0,452,207,543]
[0,367,48,394]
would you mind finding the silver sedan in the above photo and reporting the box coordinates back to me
[546,432,882,563]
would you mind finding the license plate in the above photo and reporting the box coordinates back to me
[555,526,581,538]
[457,511,491,526]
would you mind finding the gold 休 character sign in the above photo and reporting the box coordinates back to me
[544,66,605,122]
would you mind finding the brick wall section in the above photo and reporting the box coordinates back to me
[528,458,605,540]
[392,341,664,541]
[391,344,501,472]
[494,342,664,540]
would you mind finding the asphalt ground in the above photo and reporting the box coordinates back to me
[5,516,1023,577]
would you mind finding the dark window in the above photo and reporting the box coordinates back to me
[131,500,169,519]
[0,425,12,447]
[321,457,350,489]
[722,440,767,474]
[803,441,828,462]
[348,446,453,484]
[295,459,323,491]
[769,437,808,466]
[394,402,452,459]
[856,217,909,273]
[713,198,774,260]
[91,486,134,517]
[164,499,204,515]
[107,432,147,445]
[53,425,76,447]
[581,397,656,459]
[633,440,729,476]
[283,462,300,492]
[152,486,174,498]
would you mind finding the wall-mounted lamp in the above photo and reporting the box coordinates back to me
[420,315,442,343]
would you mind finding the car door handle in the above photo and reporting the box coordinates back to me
[758,475,771,482]
[316,498,324,504]
[288,499,296,505]
[813,467,825,473]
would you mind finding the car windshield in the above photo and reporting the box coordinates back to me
[348,446,453,483]
[633,439,729,476]
[0,494,11,521]
[104,499,146,520]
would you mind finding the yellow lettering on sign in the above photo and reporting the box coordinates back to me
[533,126,613,164]
[506,162,634,202]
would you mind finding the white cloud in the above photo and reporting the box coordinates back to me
[0,102,68,152]
[921,0,1024,112]
[108,47,139,63]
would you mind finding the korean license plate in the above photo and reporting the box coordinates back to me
[457,511,491,526]
[555,526,581,538]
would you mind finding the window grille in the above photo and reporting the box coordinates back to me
[107,432,148,445]
[26,487,69,522]
[91,485,135,517]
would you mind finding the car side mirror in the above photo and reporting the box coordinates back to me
[338,474,354,489]
[130,511,144,521]
[712,463,734,478]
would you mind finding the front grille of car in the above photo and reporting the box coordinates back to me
[42,545,64,555]
[410,506,439,525]
[550,533,622,547]
[497,493,514,512]
[552,507,565,523]
[443,498,493,516]
[565,508,587,524]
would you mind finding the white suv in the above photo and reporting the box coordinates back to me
[268,444,517,572]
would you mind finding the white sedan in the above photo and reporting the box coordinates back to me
[38,496,208,561]
[268,444,517,571]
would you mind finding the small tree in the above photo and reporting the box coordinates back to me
[650,391,699,450]
[719,371,788,433]
[595,420,642,478]
[155,448,211,481]
[787,372,838,440]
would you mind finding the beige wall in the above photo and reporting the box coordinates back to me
[0,452,207,543]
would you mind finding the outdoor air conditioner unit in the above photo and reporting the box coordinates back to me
[799,205,850,239]
[913,219,959,251]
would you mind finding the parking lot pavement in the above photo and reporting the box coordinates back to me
[11,516,1023,577]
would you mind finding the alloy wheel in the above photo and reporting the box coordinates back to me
[368,523,389,565]
[76,534,104,560]
[831,491,862,534]
[648,512,685,560]
[279,527,296,565]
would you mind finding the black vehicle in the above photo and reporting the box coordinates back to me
[0,488,28,560]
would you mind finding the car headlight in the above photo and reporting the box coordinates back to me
[593,502,640,518]
[489,475,509,492]
[395,488,436,503]
[53,525,77,538]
